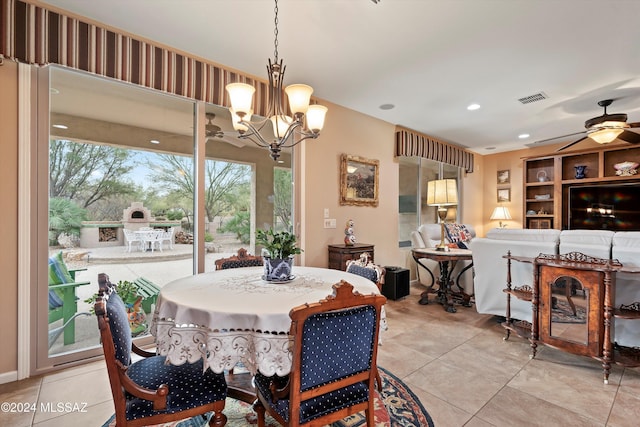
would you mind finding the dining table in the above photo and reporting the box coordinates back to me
[151,266,383,377]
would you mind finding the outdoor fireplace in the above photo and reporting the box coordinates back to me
[123,202,153,229]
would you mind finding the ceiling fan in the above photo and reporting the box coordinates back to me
[205,113,245,148]
[541,99,640,151]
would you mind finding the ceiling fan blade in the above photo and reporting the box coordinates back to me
[556,135,589,152]
[618,129,640,144]
[533,131,587,145]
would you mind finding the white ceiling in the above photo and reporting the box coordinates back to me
[39,0,640,154]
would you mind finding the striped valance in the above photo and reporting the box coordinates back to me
[395,128,474,173]
[0,0,273,116]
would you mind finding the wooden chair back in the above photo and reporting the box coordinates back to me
[254,281,386,426]
[215,248,263,270]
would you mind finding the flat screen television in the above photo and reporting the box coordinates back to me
[568,183,640,231]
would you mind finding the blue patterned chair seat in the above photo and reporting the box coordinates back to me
[253,281,386,426]
[254,374,368,424]
[97,286,227,426]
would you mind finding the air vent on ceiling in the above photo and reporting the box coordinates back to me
[518,92,548,105]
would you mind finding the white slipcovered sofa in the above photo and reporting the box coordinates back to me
[470,228,640,346]
[410,223,476,295]
[470,228,561,322]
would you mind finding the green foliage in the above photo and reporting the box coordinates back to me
[204,231,214,242]
[273,167,292,230]
[220,211,250,244]
[255,227,302,259]
[49,139,136,210]
[84,280,140,313]
[48,197,88,246]
[166,210,184,221]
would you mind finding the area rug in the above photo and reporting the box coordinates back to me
[101,366,434,427]
[552,299,586,324]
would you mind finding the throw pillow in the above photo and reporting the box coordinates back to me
[444,224,472,249]
[48,251,74,285]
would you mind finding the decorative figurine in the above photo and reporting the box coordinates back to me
[344,219,356,246]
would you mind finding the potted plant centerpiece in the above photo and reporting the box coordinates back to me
[256,228,302,282]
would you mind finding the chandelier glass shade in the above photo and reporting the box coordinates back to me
[225,1,327,161]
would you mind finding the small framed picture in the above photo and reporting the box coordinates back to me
[497,169,510,184]
[497,188,511,202]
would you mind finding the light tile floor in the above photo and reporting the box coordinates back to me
[1,282,639,426]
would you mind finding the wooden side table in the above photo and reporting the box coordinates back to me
[328,244,374,271]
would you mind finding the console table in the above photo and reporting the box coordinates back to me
[411,248,473,313]
[328,243,374,271]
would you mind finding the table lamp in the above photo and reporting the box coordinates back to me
[490,206,512,228]
[426,179,458,251]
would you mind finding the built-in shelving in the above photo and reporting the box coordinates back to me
[523,145,640,229]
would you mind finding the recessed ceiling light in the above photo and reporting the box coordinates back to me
[518,133,530,139]
[467,103,481,111]
[52,124,68,129]
[150,140,160,144]
[379,104,395,110]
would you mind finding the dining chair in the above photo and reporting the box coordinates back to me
[142,230,163,252]
[214,248,263,270]
[346,252,385,290]
[94,285,228,427]
[253,280,387,426]
[159,227,175,250]
[123,229,142,253]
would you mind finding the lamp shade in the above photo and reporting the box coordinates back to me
[589,126,624,144]
[305,104,328,133]
[490,206,512,221]
[285,84,313,115]
[426,179,458,206]
[225,83,255,116]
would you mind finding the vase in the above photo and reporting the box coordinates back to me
[574,165,587,179]
[263,256,294,281]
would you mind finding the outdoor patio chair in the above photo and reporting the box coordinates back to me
[142,230,164,252]
[253,280,386,426]
[48,251,91,346]
[159,227,175,250]
[215,248,263,270]
[123,229,142,253]
[94,286,228,427]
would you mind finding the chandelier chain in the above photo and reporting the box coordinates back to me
[273,0,279,62]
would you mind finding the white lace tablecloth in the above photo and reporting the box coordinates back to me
[151,266,381,376]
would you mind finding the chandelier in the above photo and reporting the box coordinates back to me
[225,0,328,161]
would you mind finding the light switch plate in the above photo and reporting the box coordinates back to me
[324,218,336,228]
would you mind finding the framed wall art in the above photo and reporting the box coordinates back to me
[497,188,511,202]
[497,169,510,184]
[339,154,379,207]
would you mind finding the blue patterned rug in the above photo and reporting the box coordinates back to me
[102,366,434,427]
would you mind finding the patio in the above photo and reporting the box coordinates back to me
[48,238,246,355]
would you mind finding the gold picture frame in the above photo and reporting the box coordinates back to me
[497,169,510,184]
[340,154,379,207]
[497,188,511,202]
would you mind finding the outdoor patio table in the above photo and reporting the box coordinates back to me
[151,266,382,376]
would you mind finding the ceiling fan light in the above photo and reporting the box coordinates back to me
[589,127,624,144]
[305,104,328,133]
[225,83,255,116]
[285,84,313,116]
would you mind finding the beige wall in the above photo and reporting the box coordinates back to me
[0,60,19,377]
[300,100,402,269]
